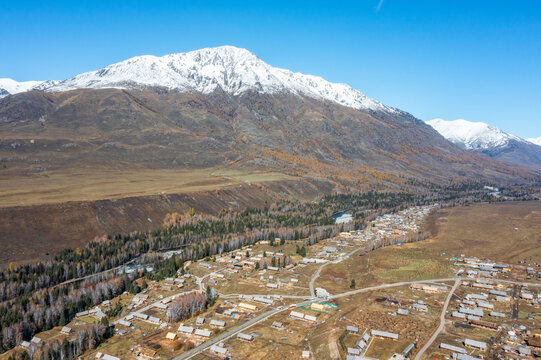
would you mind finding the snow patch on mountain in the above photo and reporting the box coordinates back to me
[0,78,60,98]
[426,118,524,150]
[527,137,541,147]
[0,78,43,96]
[49,46,394,113]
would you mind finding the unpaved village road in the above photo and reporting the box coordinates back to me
[172,275,541,359]
[414,278,460,360]
[172,300,312,360]
[309,240,367,297]
[173,277,458,360]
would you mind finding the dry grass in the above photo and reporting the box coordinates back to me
[426,201,541,263]
[316,201,541,295]
[0,166,289,207]
[315,241,455,295]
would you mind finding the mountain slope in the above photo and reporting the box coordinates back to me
[427,118,541,170]
[0,88,531,188]
[49,46,393,113]
[0,46,536,198]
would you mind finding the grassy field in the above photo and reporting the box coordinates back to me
[316,201,541,295]
[426,201,541,263]
[0,166,290,207]
[315,240,455,295]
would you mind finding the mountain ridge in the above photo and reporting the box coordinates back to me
[0,78,59,98]
[4,46,396,114]
[427,118,541,170]
[426,118,525,150]
[0,47,537,193]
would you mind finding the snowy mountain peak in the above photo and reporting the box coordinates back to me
[426,118,523,150]
[0,78,55,98]
[0,78,60,98]
[49,46,394,112]
[527,137,541,147]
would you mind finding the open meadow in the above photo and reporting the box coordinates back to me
[0,166,289,207]
[426,201,541,263]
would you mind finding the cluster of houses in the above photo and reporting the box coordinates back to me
[439,339,488,360]
[498,325,541,357]
[198,245,305,291]
[289,310,317,322]
[165,318,256,359]
[344,328,405,360]
[164,310,233,344]
[450,283,507,332]
[127,293,149,310]
[239,294,276,306]
[343,205,436,245]
[125,312,162,325]
[441,274,541,358]
[75,307,107,320]
[526,266,541,280]
[454,256,511,278]
[20,336,43,351]
[410,283,446,294]
[164,277,186,289]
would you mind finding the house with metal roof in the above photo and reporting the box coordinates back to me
[371,330,399,340]
[464,338,487,351]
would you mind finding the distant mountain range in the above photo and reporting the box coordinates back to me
[427,118,541,170]
[0,78,59,98]
[0,46,536,188]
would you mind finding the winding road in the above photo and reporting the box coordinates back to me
[309,240,368,297]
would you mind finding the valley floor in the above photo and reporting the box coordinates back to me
[3,201,539,360]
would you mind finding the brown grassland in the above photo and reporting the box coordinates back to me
[0,167,289,207]
[316,201,541,296]
[426,200,541,263]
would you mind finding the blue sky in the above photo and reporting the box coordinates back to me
[1,0,539,138]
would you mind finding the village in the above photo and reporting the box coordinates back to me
[7,204,541,360]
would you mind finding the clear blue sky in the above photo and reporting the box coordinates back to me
[1,0,539,138]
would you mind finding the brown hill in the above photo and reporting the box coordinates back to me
[0,88,537,265]
[0,177,334,266]
[0,88,533,191]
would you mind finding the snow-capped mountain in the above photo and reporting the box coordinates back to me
[0,78,59,98]
[427,118,541,170]
[527,137,541,147]
[31,80,61,90]
[426,118,524,150]
[48,46,394,113]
